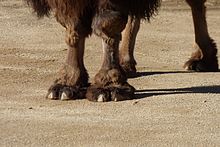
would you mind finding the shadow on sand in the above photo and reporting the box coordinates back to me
[131,70,220,78]
[132,71,220,99]
[135,85,220,99]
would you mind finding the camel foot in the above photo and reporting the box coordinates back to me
[86,83,135,102]
[121,64,137,78]
[46,84,88,100]
[184,58,219,72]
[120,62,137,78]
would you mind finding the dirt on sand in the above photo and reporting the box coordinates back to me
[0,0,220,146]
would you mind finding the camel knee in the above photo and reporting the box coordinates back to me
[65,22,91,47]
[65,28,80,47]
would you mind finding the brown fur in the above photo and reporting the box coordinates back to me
[25,0,160,19]
[25,0,91,17]
[25,0,51,17]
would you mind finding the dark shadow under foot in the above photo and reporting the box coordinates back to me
[86,83,135,102]
[46,84,89,101]
[135,85,220,100]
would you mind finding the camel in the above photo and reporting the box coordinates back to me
[25,0,218,102]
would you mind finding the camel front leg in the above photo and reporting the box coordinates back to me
[184,0,218,71]
[86,11,135,102]
[47,25,89,100]
[120,16,140,77]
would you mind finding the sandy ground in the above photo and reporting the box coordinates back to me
[0,0,220,146]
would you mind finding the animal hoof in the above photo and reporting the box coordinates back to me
[111,84,135,101]
[46,84,87,100]
[86,86,110,102]
[184,59,219,72]
[86,83,135,102]
[47,92,58,100]
[46,84,62,100]
[120,63,137,78]
[97,94,105,102]
[60,92,71,101]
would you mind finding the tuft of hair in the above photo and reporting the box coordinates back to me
[25,0,51,17]
[112,0,161,20]
[129,0,161,20]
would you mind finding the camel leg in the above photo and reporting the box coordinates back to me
[86,11,135,102]
[46,23,89,100]
[120,16,140,77]
[184,0,218,71]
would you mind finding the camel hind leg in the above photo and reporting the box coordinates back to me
[120,16,140,77]
[184,0,219,71]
